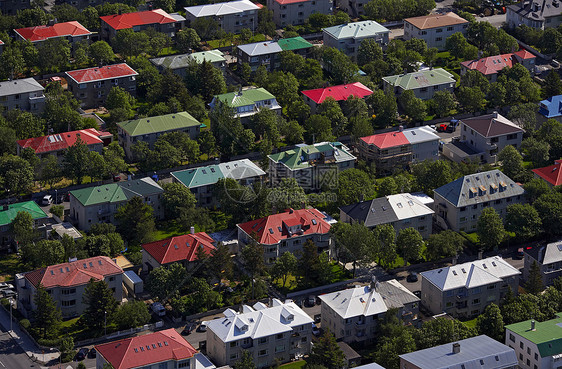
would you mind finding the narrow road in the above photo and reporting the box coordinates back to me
[0,329,39,369]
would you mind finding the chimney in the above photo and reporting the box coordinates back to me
[493,111,499,118]
[190,226,195,235]
[478,249,483,260]
[531,320,536,330]
[289,208,294,214]
[538,247,544,262]
[452,343,460,354]
[359,193,365,202]
[398,125,404,132]
[118,9,122,15]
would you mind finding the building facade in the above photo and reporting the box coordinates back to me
[507,0,562,29]
[209,87,281,123]
[100,9,183,41]
[301,82,373,113]
[523,241,562,288]
[404,12,469,50]
[0,78,45,113]
[267,0,332,27]
[185,0,260,34]
[383,68,456,100]
[322,21,390,61]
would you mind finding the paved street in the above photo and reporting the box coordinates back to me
[0,325,41,369]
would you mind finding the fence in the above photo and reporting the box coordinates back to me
[74,320,164,347]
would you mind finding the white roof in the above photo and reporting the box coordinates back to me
[237,41,282,56]
[319,286,388,319]
[206,299,313,343]
[219,158,266,180]
[194,353,216,369]
[421,256,520,291]
[386,193,434,221]
[185,0,259,17]
[402,126,440,144]
[323,20,389,40]
[409,192,434,206]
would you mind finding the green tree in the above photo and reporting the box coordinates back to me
[146,262,188,301]
[476,303,504,341]
[162,182,197,219]
[115,196,155,245]
[357,38,383,66]
[33,284,62,338]
[526,261,543,294]
[305,114,335,142]
[521,137,550,167]
[112,29,149,57]
[477,207,505,250]
[63,138,91,184]
[374,224,397,269]
[241,241,265,278]
[524,177,551,202]
[544,70,562,97]
[426,230,464,260]
[12,211,36,250]
[268,178,306,212]
[446,32,477,59]
[397,227,423,265]
[198,130,216,156]
[317,97,348,136]
[272,252,298,288]
[106,86,135,115]
[414,317,477,350]
[88,41,115,65]
[505,203,542,240]
[37,154,62,188]
[330,222,376,276]
[234,350,256,369]
[82,279,118,330]
[432,90,456,118]
[306,329,345,369]
[411,159,452,195]
[279,120,305,145]
[0,154,34,194]
[176,28,201,53]
[534,192,562,237]
[112,300,151,330]
[336,168,375,206]
[399,90,426,121]
[457,86,486,113]
[321,47,358,84]
[497,145,525,181]
[208,242,233,282]
[4,110,44,140]
[36,38,71,72]
[103,142,127,176]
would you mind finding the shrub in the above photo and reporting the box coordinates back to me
[19,319,30,330]
[50,204,64,218]
[60,352,74,363]
[37,337,62,347]
[0,298,9,307]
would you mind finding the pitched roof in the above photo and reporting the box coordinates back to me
[360,131,409,149]
[277,36,313,51]
[142,232,216,265]
[461,112,523,137]
[505,313,562,358]
[0,78,43,97]
[150,50,225,70]
[212,87,276,108]
[14,21,91,42]
[100,9,176,30]
[117,112,200,136]
[17,128,111,154]
[382,68,455,90]
[526,240,562,265]
[0,201,48,226]
[514,49,535,59]
[461,53,514,75]
[323,21,389,40]
[507,0,562,22]
[301,82,373,104]
[532,159,562,186]
[70,177,163,206]
[268,142,355,171]
[404,12,468,30]
[420,256,520,292]
[171,159,265,189]
[65,63,138,84]
[185,0,259,17]
[237,208,331,245]
[539,94,562,119]
[24,256,122,289]
[401,126,440,144]
[95,329,198,369]
[399,335,518,369]
[238,40,282,56]
[206,299,313,342]
[274,0,308,4]
[433,169,524,207]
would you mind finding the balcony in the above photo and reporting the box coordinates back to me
[29,94,45,103]
[241,342,253,349]
[355,320,365,326]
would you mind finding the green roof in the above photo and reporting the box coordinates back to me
[150,50,225,70]
[278,37,313,51]
[268,142,355,171]
[172,164,223,188]
[214,88,275,108]
[117,112,201,137]
[0,201,48,226]
[506,313,562,357]
[323,20,389,40]
[382,68,456,90]
[70,178,163,206]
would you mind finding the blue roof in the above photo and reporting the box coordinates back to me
[539,95,562,118]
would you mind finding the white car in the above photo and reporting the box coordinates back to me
[41,195,52,206]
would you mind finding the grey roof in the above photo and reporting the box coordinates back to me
[237,41,282,56]
[443,141,483,157]
[376,279,420,309]
[399,335,518,369]
[338,341,361,361]
[0,78,44,97]
[402,126,440,144]
[185,0,259,17]
[507,0,562,22]
[323,21,389,40]
[353,363,386,369]
[433,169,524,208]
[526,240,562,265]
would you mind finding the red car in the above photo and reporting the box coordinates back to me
[437,124,448,132]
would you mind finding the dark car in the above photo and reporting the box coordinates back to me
[407,271,418,282]
[445,124,455,133]
[305,295,316,307]
[113,174,121,182]
[182,324,194,335]
[75,348,89,361]
[88,348,96,358]
[515,248,525,260]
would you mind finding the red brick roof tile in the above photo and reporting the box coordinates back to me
[14,21,91,42]
[532,160,562,186]
[17,128,111,154]
[100,9,176,30]
[301,82,373,104]
[360,131,410,149]
[142,233,216,265]
[66,63,138,83]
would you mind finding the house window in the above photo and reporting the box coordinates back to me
[509,333,515,342]
[275,345,285,353]
[436,28,443,33]
[447,26,454,31]
[276,333,283,340]
[230,341,237,348]
[178,360,190,368]
[230,353,238,360]
[259,337,268,344]
[62,300,76,306]
[435,37,442,41]
[258,349,268,357]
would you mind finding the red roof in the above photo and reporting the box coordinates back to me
[24,256,122,289]
[100,9,176,30]
[17,128,112,154]
[514,49,535,60]
[532,160,562,186]
[274,0,308,4]
[14,21,91,42]
[142,232,216,266]
[66,63,138,83]
[95,329,197,369]
[238,208,331,245]
[360,131,410,149]
[301,82,373,105]
[461,53,514,75]
[254,2,264,7]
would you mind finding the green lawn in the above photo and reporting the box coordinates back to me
[154,220,193,241]
[462,317,478,329]
[206,33,267,49]
[279,361,306,369]
[0,254,28,282]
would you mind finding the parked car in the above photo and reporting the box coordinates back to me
[2,290,16,298]
[151,302,166,317]
[437,123,448,132]
[113,174,121,182]
[0,283,9,290]
[182,324,194,335]
[197,322,207,332]
[312,324,320,337]
[41,195,52,206]
[515,248,525,260]
[88,348,96,358]
[75,348,89,361]
[306,295,316,307]
[407,271,418,282]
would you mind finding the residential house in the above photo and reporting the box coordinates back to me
[185,0,260,34]
[339,192,434,238]
[400,335,518,369]
[14,21,91,48]
[358,126,440,173]
[532,159,562,187]
[17,128,113,159]
[507,0,562,29]
[420,256,520,317]
[206,299,313,367]
[141,231,216,272]
[209,87,281,123]
[69,177,164,232]
[47,222,83,241]
[433,169,525,232]
[523,241,562,288]
[505,313,562,369]
[0,78,45,113]
[0,0,29,16]
[237,37,312,71]
[323,21,390,61]
[460,50,536,82]
[0,201,49,250]
[171,159,265,207]
[319,280,420,344]
[100,9,184,41]
[383,68,456,100]
[95,328,216,369]
[333,0,369,17]
[267,0,332,27]
[150,50,226,77]
[301,82,373,113]
[404,12,469,50]
[237,208,332,264]
[539,94,562,122]
[16,256,123,318]
[117,112,202,160]
[66,63,138,108]
[268,142,356,191]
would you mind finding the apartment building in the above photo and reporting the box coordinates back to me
[323,21,390,61]
[404,12,469,50]
[150,50,226,77]
[383,68,456,100]
[100,9,183,41]
[209,87,281,123]
[505,313,562,369]
[339,193,434,238]
[532,160,562,187]
[66,63,138,108]
[16,256,123,318]
[319,280,420,344]
[267,0,332,27]
[0,201,48,250]
[0,78,45,113]
[301,82,373,113]
[420,256,520,318]
[69,177,164,232]
[17,128,112,159]
[117,112,202,160]
[185,0,260,34]
[460,50,536,82]
[171,159,265,207]
[334,0,368,17]
[523,241,562,288]
[237,208,332,264]
[237,37,312,71]
[0,0,29,15]
[268,142,356,191]
[400,335,518,369]
[206,299,313,368]
[507,0,562,29]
